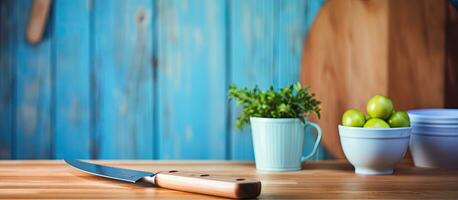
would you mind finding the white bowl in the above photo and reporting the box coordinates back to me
[411,124,458,136]
[410,126,458,168]
[411,123,458,129]
[408,109,458,125]
[339,125,411,175]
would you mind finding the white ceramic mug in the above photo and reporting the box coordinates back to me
[250,117,322,171]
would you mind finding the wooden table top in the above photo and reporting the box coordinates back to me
[1,160,458,199]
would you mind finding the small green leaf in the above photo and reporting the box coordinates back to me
[227,82,321,129]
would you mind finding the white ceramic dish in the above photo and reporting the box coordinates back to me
[410,134,458,168]
[338,125,411,175]
[408,109,458,125]
[411,124,458,136]
[410,123,458,129]
[408,109,458,168]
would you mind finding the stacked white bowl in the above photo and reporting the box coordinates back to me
[408,109,458,168]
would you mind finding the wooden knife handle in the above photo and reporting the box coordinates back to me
[141,170,261,199]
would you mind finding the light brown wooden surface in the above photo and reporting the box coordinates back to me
[387,0,446,110]
[301,0,447,158]
[26,0,51,44]
[1,160,458,199]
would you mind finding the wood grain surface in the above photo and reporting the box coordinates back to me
[301,0,448,158]
[446,3,458,108]
[387,0,446,110]
[26,0,51,44]
[1,160,458,199]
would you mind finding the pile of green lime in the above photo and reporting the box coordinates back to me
[341,95,410,128]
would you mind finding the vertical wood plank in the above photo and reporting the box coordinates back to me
[93,0,154,159]
[276,0,324,88]
[301,0,446,158]
[230,0,325,160]
[276,0,326,160]
[387,0,446,109]
[53,0,91,159]
[445,2,458,108]
[0,0,15,159]
[229,0,275,160]
[156,0,227,159]
[301,0,391,158]
[15,0,52,159]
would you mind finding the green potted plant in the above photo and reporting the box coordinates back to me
[228,83,322,171]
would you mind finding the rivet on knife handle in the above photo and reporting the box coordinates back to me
[141,170,262,199]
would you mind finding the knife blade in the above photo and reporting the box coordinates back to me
[65,160,261,198]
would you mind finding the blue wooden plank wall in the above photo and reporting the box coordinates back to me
[15,0,53,159]
[0,0,326,160]
[157,0,227,159]
[0,0,14,159]
[54,0,91,159]
[93,0,154,159]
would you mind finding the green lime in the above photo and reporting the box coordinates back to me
[363,118,390,128]
[366,95,394,120]
[342,109,366,127]
[388,111,410,127]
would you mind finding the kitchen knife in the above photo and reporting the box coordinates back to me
[65,160,261,198]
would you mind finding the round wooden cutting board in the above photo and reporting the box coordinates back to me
[300,0,447,158]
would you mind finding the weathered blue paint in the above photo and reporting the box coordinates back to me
[93,0,154,159]
[53,0,91,159]
[156,0,227,159]
[0,0,15,159]
[14,0,53,159]
[229,0,276,160]
[0,0,325,160]
[228,0,326,160]
[276,0,326,160]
